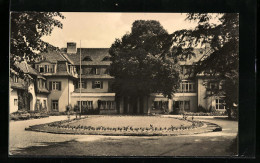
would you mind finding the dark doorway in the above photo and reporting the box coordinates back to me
[139,97,144,114]
[132,97,137,114]
[123,96,128,114]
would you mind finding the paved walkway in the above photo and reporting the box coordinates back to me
[9,115,238,156]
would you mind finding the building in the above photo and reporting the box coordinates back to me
[9,61,49,113]
[10,42,226,114]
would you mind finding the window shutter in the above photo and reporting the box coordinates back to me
[75,81,78,89]
[92,81,95,89]
[49,82,52,90]
[59,82,62,90]
[85,81,87,89]
[101,81,103,89]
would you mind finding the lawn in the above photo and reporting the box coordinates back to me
[66,115,192,128]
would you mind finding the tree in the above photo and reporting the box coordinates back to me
[10,12,65,77]
[171,13,239,119]
[109,20,181,112]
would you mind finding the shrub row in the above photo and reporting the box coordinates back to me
[10,110,49,121]
[46,119,204,132]
[170,111,226,116]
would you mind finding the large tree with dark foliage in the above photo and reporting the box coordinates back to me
[109,20,180,104]
[171,13,239,119]
[10,12,65,77]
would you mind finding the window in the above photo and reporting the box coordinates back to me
[13,75,18,83]
[38,79,42,88]
[91,67,100,75]
[83,56,92,61]
[39,65,44,73]
[52,100,59,111]
[99,101,115,110]
[153,101,168,110]
[49,81,61,91]
[177,101,190,111]
[42,81,46,88]
[14,99,18,106]
[78,81,86,89]
[216,99,225,110]
[209,82,218,89]
[36,99,40,110]
[104,68,109,74]
[92,81,103,89]
[43,100,46,108]
[102,56,111,61]
[45,65,48,72]
[77,101,93,111]
[180,81,195,92]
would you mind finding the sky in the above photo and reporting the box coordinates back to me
[41,12,212,48]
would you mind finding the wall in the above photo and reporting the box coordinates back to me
[9,89,18,113]
[47,77,72,112]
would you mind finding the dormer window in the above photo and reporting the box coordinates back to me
[83,56,92,61]
[102,56,111,61]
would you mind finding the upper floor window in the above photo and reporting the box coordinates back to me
[179,81,195,92]
[78,81,86,89]
[102,56,111,61]
[181,66,194,75]
[92,67,100,75]
[83,56,92,61]
[207,81,222,90]
[92,81,103,89]
[37,64,54,73]
[14,99,18,106]
[49,81,61,91]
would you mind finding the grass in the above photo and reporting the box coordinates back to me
[66,116,192,128]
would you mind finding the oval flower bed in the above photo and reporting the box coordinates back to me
[23,115,223,136]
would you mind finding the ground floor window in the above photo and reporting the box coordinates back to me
[175,101,190,111]
[77,101,93,110]
[36,99,40,111]
[43,100,47,109]
[14,99,18,106]
[51,100,59,111]
[99,101,115,110]
[153,101,168,110]
[216,99,225,110]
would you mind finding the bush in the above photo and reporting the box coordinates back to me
[197,105,208,113]
[66,104,73,112]
[82,108,100,115]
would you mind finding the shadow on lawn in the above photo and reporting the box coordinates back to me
[10,140,77,156]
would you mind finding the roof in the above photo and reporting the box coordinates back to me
[178,48,212,66]
[64,48,112,66]
[14,61,41,76]
[10,82,26,90]
[81,74,114,79]
[37,88,50,94]
[36,50,67,63]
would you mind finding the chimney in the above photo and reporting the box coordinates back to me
[67,42,77,53]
